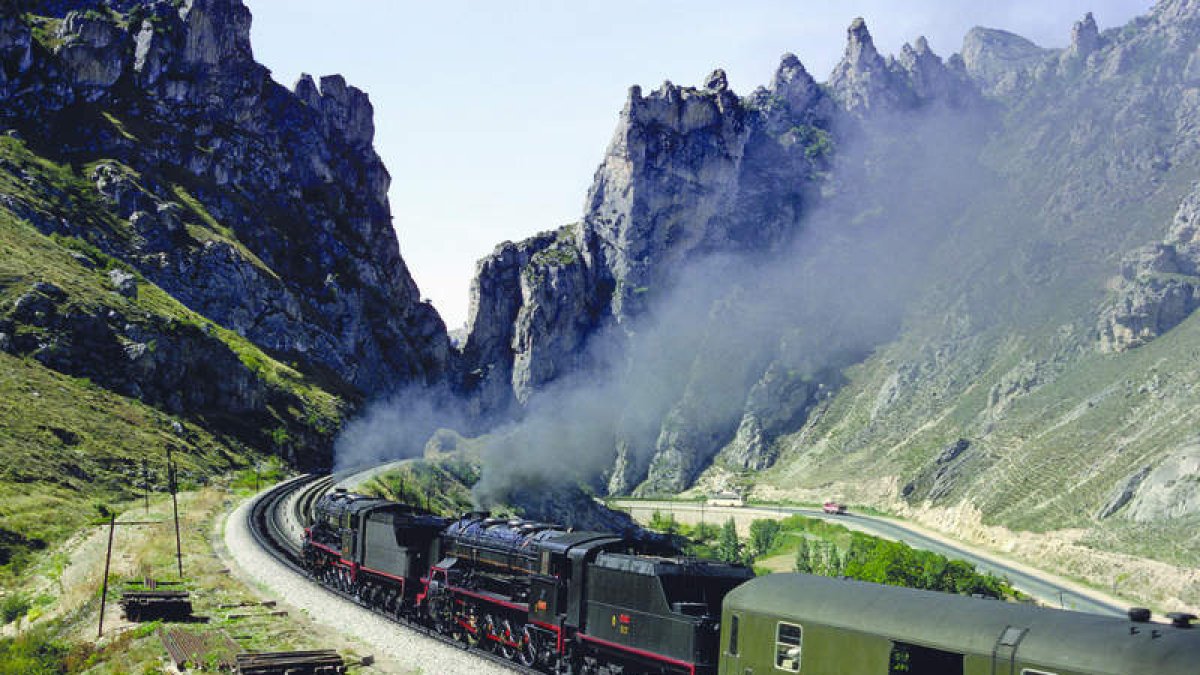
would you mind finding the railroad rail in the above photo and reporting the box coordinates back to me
[246,474,540,675]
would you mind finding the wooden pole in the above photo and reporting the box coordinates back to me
[98,513,116,639]
[168,446,183,578]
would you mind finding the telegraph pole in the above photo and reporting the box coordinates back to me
[97,513,116,638]
[167,446,183,578]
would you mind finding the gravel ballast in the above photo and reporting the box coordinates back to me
[223,493,510,674]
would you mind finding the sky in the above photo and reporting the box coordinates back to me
[244,0,1153,328]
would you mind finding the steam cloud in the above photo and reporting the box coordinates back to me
[334,42,1005,508]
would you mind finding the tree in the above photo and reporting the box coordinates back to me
[794,537,811,573]
[691,521,720,544]
[748,519,782,557]
[648,510,679,534]
[717,517,743,564]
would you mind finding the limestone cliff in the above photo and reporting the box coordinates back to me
[0,1,450,467]
[1,1,449,398]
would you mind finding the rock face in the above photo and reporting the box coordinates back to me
[720,362,831,472]
[829,18,978,113]
[1122,447,1200,521]
[462,226,601,412]
[0,1,449,397]
[960,27,1054,95]
[55,11,130,98]
[1100,184,1200,352]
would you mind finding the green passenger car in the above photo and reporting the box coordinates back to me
[719,573,1200,675]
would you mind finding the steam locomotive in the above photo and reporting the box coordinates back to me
[302,489,1200,675]
[303,489,753,674]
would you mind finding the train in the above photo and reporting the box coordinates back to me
[302,489,1200,675]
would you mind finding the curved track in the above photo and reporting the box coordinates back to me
[246,474,541,675]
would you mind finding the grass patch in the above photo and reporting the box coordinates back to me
[358,455,481,516]
[170,185,280,281]
[99,113,138,143]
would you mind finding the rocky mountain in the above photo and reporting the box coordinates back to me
[0,0,451,564]
[2,0,449,401]
[452,1,1200,604]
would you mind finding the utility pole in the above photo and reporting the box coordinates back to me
[167,446,183,578]
[97,513,116,638]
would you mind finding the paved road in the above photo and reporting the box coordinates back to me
[612,500,1128,618]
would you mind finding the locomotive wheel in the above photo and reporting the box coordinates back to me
[498,619,517,660]
[517,625,537,667]
[475,613,494,649]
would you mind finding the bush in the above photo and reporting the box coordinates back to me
[647,510,679,534]
[0,626,76,674]
[1,593,30,624]
[779,515,1015,599]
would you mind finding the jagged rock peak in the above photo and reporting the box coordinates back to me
[1067,12,1102,59]
[179,0,254,67]
[625,84,642,106]
[705,68,728,91]
[829,17,971,112]
[292,73,376,148]
[294,72,319,105]
[842,16,883,69]
[828,17,895,112]
[895,34,978,105]
[771,52,821,112]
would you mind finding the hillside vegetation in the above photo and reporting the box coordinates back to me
[0,133,344,576]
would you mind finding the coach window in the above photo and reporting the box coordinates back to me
[775,622,801,672]
[728,614,739,656]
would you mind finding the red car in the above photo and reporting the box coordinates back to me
[823,501,847,515]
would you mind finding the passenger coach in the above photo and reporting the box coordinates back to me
[720,573,1200,675]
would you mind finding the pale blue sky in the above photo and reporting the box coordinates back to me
[245,1,1152,327]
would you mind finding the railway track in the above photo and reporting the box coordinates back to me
[246,474,541,675]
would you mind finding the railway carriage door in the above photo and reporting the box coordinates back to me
[990,626,1028,675]
[720,612,748,675]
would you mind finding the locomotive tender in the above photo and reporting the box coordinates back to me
[302,489,1200,675]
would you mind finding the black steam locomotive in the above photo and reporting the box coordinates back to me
[303,489,754,674]
[303,489,1200,675]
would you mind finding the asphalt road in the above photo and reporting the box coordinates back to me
[612,500,1129,618]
